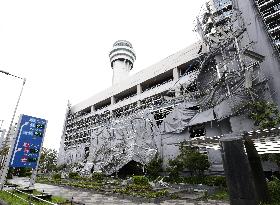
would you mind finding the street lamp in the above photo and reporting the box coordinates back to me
[0,70,26,148]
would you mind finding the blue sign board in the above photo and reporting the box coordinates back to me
[10,114,47,168]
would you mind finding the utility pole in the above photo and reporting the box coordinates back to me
[0,70,26,148]
[0,70,26,189]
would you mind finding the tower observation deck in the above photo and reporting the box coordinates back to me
[109,40,136,85]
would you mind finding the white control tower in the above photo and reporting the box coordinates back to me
[109,40,136,85]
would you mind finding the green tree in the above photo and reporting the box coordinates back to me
[168,143,210,180]
[38,147,58,173]
[248,101,280,129]
[261,153,280,168]
[243,100,280,203]
[247,100,280,169]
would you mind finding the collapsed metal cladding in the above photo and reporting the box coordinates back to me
[58,0,280,175]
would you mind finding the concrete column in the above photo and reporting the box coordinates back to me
[173,67,180,97]
[137,84,142,106]
[173,67,180,80]
[137,84,142,95]
[220,134,257,205]
[111,96,116,105]
[244,136,270,203]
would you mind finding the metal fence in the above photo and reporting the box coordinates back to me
[2,187,85,205]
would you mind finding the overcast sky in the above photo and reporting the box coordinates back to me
[0,0,206,151]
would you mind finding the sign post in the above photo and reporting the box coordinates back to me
[0,114,47,190]
[29,121,47,188]
[0,116,22,190]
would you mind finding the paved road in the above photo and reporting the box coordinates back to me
[8,177,229,205]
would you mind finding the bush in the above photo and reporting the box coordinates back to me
[54,164,68,172]
[92,172,105,182]
[145,153,163,179]
[205,176,227,187]
[126,184,152,192]
[261,153,280,168]
[69,172,80,180]
[12,167,32,177]
[167,159,184,182]
[52,173,61,181]
[208,189,229,200]
[247,101,280,129]
[182,176,203,184]
[185,151,210,175]
[132,176,149,186]
[166,175,227,187]
[146,189,168,198]
[268,176,280,203]
[167,143,210,181]
[7,168,13,179]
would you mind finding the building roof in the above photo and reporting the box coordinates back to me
[72,41,206,113]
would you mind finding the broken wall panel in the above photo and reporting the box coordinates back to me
[58,0,280,175]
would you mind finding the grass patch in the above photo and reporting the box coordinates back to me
[207,189,229,201]
[37,175,171,199]
[36,177,104,191]
[0,191,29,205]
[113,176,171,199]
[0,189,67,205]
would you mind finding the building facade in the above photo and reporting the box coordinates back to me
[253,0,280,53]
[58,0,280,174]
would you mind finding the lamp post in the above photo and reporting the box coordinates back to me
[0,70,26,175]
[0,70,26,143]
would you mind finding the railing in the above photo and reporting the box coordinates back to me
[3,187,57,205]
[3,187,85,205]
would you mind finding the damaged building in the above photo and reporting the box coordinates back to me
[58,0,280,175]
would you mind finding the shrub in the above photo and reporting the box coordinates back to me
[167,159,184,182]
[145,189,168,198]
[69,172,80,180]
[261,153,280,168]
[145,153,163,179]
[167,175,227,187]
[126,184,152,192]
[92,172,105,182]
[52,173,61,181]
[167,143,210,180]
[185,151,210,176]
[13,167,32,177]
[205,176,227,187]
[247,101,280,129]
[54,164,68,172]
[7,168,13,179]
[183,176,227,187]
[182,176,203,184]
[267,176,280,202]
[208,189,229,200]
[132,176,149,186]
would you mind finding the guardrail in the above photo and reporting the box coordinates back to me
[2,187,85,205]
[3,187,57,205]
